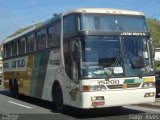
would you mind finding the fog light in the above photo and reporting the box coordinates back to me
[144,92,155,97]
[150,92,154,96]
[91,97,96,101]
[144,93,150,97]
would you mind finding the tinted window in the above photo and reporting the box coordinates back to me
[27,34,35,52]
[12,41,17,56]
[54,22,61,47]
[3,46,5,58]
[64,14,76,37]
[47,26,54,47]
[36,29,47,50]
[18,38,26,55]
[80,14,148,32]
[5,44,12,57]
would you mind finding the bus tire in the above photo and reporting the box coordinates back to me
[9,79,14,97]
[13,79,19,99]
[53,84,64,112]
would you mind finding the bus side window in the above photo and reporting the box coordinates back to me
[12,41,18,56]
[47,26,54,48]
[18,38,26,55]
[3,45,6,58]
[64,14,76,37]
[26,34,35,52]
[36,29,47,50]
[5,44,12,57]
[54,22,60,47]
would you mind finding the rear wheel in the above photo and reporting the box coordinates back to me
[54,85,64,112]
[9,79,14,97]
[13,79,19,99]
[9,78,19,98]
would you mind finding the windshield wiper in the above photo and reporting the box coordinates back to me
[113,49,121,66]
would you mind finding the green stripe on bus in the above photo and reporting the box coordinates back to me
[134,78,144,83]
[30,52,50,98]
[124,78,144,84]
[124,79,135,84]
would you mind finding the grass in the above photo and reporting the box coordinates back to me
[146,18,160,47]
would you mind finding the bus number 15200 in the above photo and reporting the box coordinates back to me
[98,80,120,85]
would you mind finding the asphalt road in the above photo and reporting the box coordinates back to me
[0,90,160,120]
[0,85,2,91]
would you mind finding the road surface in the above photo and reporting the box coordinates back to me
[0,91,160,120]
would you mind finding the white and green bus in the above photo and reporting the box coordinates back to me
[2,8,155,111]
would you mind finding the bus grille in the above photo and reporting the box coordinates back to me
[107,83,141,89]
[127,83,141,88]
[107,84,123,89]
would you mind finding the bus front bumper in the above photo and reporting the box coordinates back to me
[81,88,156,109]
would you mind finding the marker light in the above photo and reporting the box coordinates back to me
[82,85,106,92]
[144,78,154,83]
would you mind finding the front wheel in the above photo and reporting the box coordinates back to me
[54,85,64,112]
[9,79,14,97]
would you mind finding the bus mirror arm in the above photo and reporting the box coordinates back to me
[149,39,155,59]
[74,40,82,61]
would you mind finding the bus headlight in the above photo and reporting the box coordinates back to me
[142,82,155,88]
[90,85,106,91]
[83,85,106,92]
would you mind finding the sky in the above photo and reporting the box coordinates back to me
[0,0,160,43]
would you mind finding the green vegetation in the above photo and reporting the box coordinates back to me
[146,18,160,47]
[147,19,160,72]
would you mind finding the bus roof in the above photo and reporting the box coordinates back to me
[3,24,43,44]
[62,8,144,16]
[3,8,144,44]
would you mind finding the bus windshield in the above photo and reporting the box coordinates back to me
[81,36,154,79]
[80,14,148,32]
